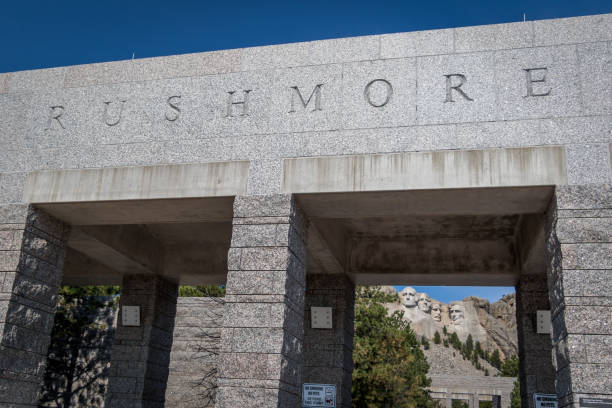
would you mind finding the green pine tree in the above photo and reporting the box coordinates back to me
[490,349,502,370]
[352,286,438,407]
[433,331,441,345]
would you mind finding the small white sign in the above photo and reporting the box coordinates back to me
[537,310,552,334]
[302,383,336,408]
[534,393,558,408]
[122,306,140,327]
[311,307,333,329]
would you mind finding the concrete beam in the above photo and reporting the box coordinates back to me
[68,225,164,276]
[306,220,345,275]
[283,146,566,194]
[63,248,123,285]
[515,214,547,274]
[350,237,519,285]
[24,161,249,203]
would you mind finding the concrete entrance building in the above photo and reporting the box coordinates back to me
[1,13,610,408]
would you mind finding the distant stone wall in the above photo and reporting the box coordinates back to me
[429,375,516,408]
[165,297,224,408]
[40,297,224,407]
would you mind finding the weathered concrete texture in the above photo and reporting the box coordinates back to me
[105,274,178,408]
[516,274,556,408]
[216,195,308,408]
[546,184,612,407]
[303,274,355,408]
[0,207,69,406]
[165,297,224,408]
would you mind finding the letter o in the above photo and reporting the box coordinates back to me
[364,79,393,107]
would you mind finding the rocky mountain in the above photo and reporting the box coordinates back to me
[380,287,518,361]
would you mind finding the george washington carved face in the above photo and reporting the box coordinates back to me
[400,287,418,307]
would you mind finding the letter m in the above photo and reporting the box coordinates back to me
[289,84,324,113]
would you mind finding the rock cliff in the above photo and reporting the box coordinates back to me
[380,286,517,360]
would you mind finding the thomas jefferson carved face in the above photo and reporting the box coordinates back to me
[417,293,431,313]
[400,287,418,307]
[450,304,465,324]
[431,303,441,321]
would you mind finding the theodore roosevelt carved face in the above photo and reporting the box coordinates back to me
[431,303,441,322]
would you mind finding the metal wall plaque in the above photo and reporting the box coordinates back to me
[311,307,333,329]
[580,397,612,407]
[122,305,140,327]
[534,393,558,408]
[536,310,552,334]
[302,383,336,408]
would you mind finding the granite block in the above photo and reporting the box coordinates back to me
[455,21,533,53]
[0,93,34,152]
[577,42,612,116]
[379,28,454,59]
[230,223,279,247]
[233,194,292,218]
[534,14,612,46]
[538,115,612,145]
[215,384,265,408]
[65,49,241,88]
[238,247,290,271]
[240,35,379,71]
[566,144,611,185]
[7,67,65,94]
[225,270,291,295]
[563,305,612,335]
[0,173,26,204]
[0,73,8,94]
[561,243,612,269]
[246,159,283,195]
[584,334,612,364]
[270,64,342,134]
[341,58,417,129]
[563,362,612,394]
[562,270,612,297]
[495,45,581,120]
[555,184,612,210]
[556,217,612,243]
[417,52,497,124]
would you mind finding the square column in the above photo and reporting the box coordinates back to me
[546,185,612,407]
[516,273,556,407]
[303,274,355,408]
[0,207,69,406]
[215,195,308,408]
[105,274,178,408]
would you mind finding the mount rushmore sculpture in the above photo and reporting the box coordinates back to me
[380,286,517,358]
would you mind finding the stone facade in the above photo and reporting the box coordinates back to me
[546,186,612,407]
[105,274,178,408]
[215,195,308,407]
[0,208,69,407]
[0,13,610,408]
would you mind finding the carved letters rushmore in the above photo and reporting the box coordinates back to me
[44,68,551,129]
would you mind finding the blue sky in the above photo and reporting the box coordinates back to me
[2,0,610,73]
[5,1,608,301]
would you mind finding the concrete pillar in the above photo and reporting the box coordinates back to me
[0,207,69,406]
[215,195,308,408]
[516,273,556,407]
[546,185,612,407]
[303,274,355,408]
[105,274,178,408]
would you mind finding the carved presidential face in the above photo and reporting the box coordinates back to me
[431,303,441,321]
[449,304,465,324]
[417,293,431,313]
[400,287,418,307]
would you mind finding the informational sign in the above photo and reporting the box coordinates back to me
[536,310,552,334]
[580,397,612,407]
[311,307,333,329]
[122,305,140,327]
[534,393,558,408]
[302,383,336,408]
